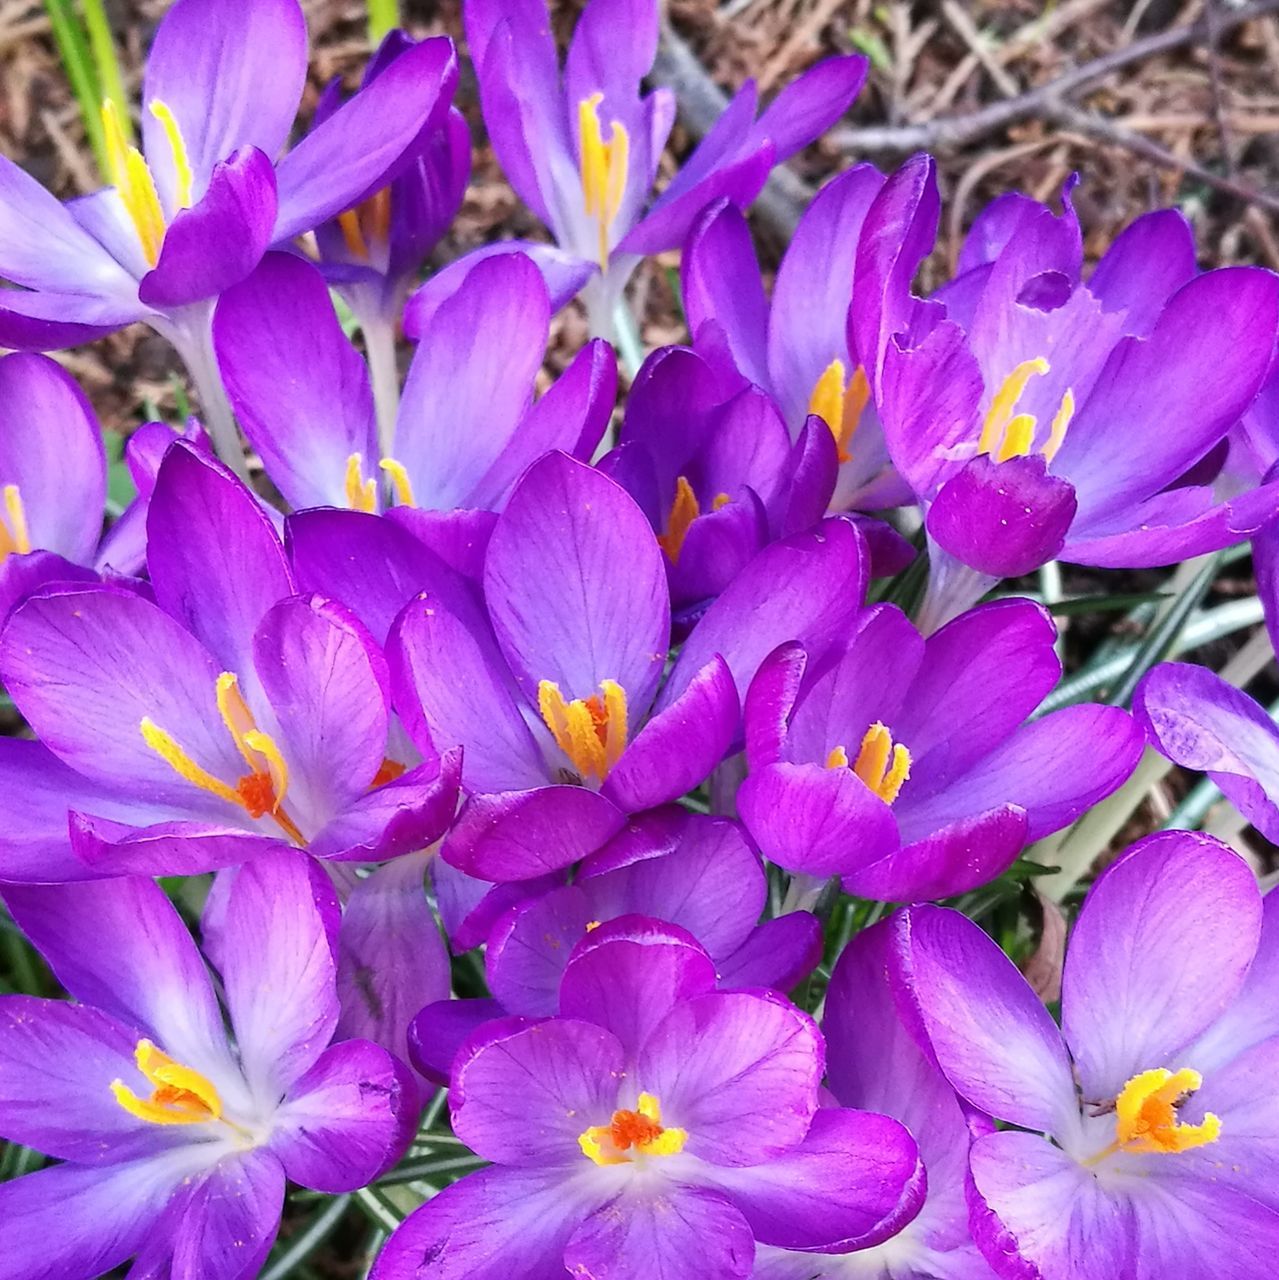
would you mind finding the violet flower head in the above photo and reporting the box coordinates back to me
[410,809,823,1081]
[682,171,913,514]
[754,916,998,1280]
[215,250,616,576]
[389,449,871,882]
[0,0,456,470]
[896,830,1279,1279]
[855,155,1279,628]
[737,598,1143,901]
[0,440,459,883]
[459,0,866,331]
[0,855,413,1280]
[373,917,924,1280]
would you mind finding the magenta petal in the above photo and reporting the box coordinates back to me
[701,1107,924,1251]
[716,913,823,992]
[640,989,822,1167]
[0,288,145,352]
[371,1165,603,1280]
[559,916,718,1060]
[927,454,1076,578]
[69,812,283,876]
[139,147,278,308]
[603,655,738,811]
[1061,830,1263,1101]
[451,1015,624,1164]
[485,884,595,1016]
[409,996,505,1085]
[564,1185,755,1280]
[217,851,340,1098]
[738,761,899,877]
[273,1038,412,1191]
[147,440,293,679]
[893,905,1076,1135]
[484,452,670,715]
[443,785,627,881]
[749,55,868,163]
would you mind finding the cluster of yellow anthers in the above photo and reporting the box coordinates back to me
[1086,1067,1222,1166]
[344,453,417,512]
[978,357,1075,466]
[827,721,912,805]
[808,358,872,465]
[578,93,629,272]
[579,1092,687,1166]
[539,678,629,785]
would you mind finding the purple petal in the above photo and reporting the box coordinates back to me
[273,1038,412,1191]
[214,252,377,510]
[451,1015,624,1164]
[564,1185,755,1280]
[893,905,1076,1134]
[485,883,596,1016]
[138,147,278,308]
[0,551,98,629]
[147,440,293,679]
[141,0,306,200]
[409,996,506,1084]
[69,812,283,877]
[484,452,669,715]
[273,37,457,242]
[748,55,868,163]
[1088,208,1198,336]
[217,851,340,1098]
[640,989,822,1166]
[716,913,822,992]
[1061,829,1263,1101]
[0,287,146,351]
[559,916,718,1061]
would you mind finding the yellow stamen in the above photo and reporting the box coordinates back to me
[0,484,31,558]
[807,359,871,465]
[243,730,289,813]
[578,93,630,271]
[994,413,1036,463]
[977,356,1075,467]
[140,716,244,808]
[579,1091,687,1166]
[711,492,731,510]
[338,210,368,260]
[344,453,378,513]
[978,357,1049,454]
[147,99,194,209]
[657,475,700,563]
[1086,1068,1222,1165]
[380,458,417,508]
[216,672,263,772]
[1043,388,1076,463]
[537,677,629,784]
[101,99,165,266]
[337,188,394,262]
[843,722,912,804]
[111,1039,222,1126]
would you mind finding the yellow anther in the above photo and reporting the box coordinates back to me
[807,359,871,464]
[216,672,261,772]
[578,93,629,271]
[0,484,31,558]
[1086,1068,1222,1166]
[538,677,629,784]
[585,919,602,932]
[147,99,193,210]
[994,413,1036,463]
[579,1091,687,1166]
[337,189,392,262]
[380,458,417,508]
[657,475,700,564]
[140,716,244,808]
[1043,388,1076,463]
[338,210,368,260]
[243,730,289,813]
[711,492,732,510]
[851,722,911,804]
[101,99,166,266]
[111,1038,222,1127]
[978,358,1049,455]
[825,744,850,770]
[977,357,1075,467]
[344,453,378,513]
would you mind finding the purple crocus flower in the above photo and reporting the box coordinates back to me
[410,809,823,1080]
[0,853,413,1280]
[855,156,1279,628]
[389,449,871,881]
[459,0,866,334]
[0,0,456,475]
[895,829,1279,1279]
[599,341,839,624]
[214,250,616,576]
[754,916,998,1279]
[0,440,459,883]
[372,916,924,1280]
[682,171,914,513]
[737,598,1143,900]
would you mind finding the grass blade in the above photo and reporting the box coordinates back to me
[43,0,108,177]
[367,0,400,44]
[81,0,131,143]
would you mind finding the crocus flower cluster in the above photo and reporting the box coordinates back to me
[0,0,1276,1277]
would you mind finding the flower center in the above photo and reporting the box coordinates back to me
[977,357,1075,465]
[101,97,193,267]
[577,93,629,272]
[0,484,31,560]
[807,358,870,464]
[337,187,393,263]
[538,678,629,784]
[111,1038,222,1126]
[579,1092,687,1166]
[656,475,730,564]
[344,453,417,511]
[140,671,306,844]
[826,721,912,804]
[1086,1067,1222,1166]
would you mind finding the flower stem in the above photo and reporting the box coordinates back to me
[363,316,401,460]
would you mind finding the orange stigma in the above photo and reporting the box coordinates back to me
[1086,1068,1222,1166]
[656,476,730,564]
[579,1092,687,1165]
[538,678,628,784]
[111,1039,222,1126]
[337,187,393,262]
[826,722,911,804]
[807,358,870,464]
[977,357,1075,465]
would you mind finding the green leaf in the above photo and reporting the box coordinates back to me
[43,0,109,177]
[847,26,893,73]
[367,0,400,45]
